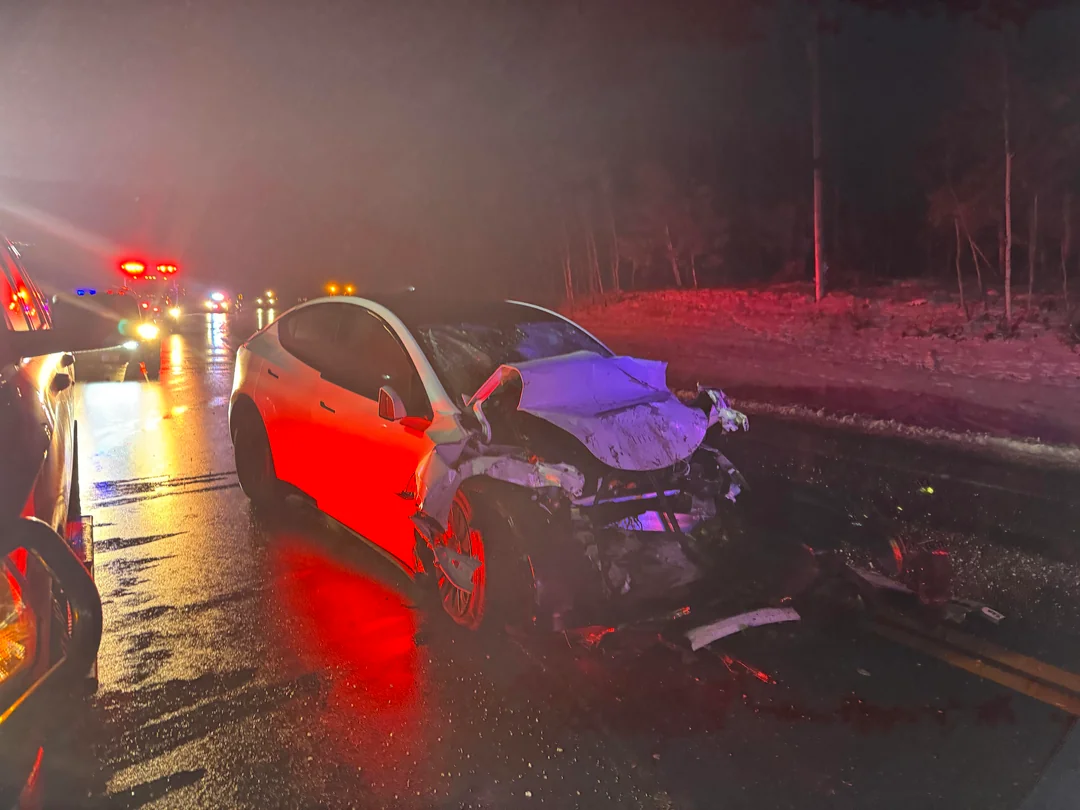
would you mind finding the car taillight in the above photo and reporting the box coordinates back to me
[0,564,36,685]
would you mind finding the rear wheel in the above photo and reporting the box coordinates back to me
[67,421,81,524]
[233,411,278,508]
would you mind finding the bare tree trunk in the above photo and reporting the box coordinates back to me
[628,259,638,291]
[586,225,604,297]
[809,16,825,303]
[690,253,699,289]
[954,216,966,316]
[998,221,1005,277]
[1003,49,1014,324]
[561,215,574,304]
[664,223,682,287]
[606,197,621,293]
[1028,193,1038,312]
[965,231,988,313]
[1062,192,1071,302]
[960,219,986,296]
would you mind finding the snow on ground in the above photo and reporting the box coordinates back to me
[571,283,1080,452]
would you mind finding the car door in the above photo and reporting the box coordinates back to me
[0,253,74,532]
[256,302,346,496]
[310,305,435,569]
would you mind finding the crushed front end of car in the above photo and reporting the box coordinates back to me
[410,350,749,630]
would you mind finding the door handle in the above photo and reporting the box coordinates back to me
[266,368,279,379]
[319,401,336,413]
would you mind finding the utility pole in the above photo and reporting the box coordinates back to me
[1003,46,1013,323]
[810,14,825,303]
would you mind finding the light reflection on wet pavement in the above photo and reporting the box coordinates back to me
[22,312,1080,809]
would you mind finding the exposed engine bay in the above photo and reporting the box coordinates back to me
[409,351,750,627]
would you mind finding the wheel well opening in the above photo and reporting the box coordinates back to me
[230,395,261,441]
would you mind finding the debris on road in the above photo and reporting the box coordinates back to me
[848,566,915,595]
[686,606,801,651]
[944,598,1006,626]
[717,653,776,684]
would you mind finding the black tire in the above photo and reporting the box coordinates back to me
[67,420,81,524]
[233,410,278,509]
[430,487,537,633]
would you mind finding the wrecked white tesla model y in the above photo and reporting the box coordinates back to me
[230,292,748,630]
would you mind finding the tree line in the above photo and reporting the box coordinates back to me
[552,0,1079,326]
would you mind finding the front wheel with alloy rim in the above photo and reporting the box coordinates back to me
[432,488,537,632]
[233,412,278,508]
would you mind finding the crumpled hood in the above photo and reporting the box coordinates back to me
[467,351,738,471]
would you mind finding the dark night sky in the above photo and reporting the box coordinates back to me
[0,1,1075,299]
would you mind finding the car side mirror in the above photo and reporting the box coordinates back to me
[1,327,122,368]
[378,385,406,421]
[0,517,102,729]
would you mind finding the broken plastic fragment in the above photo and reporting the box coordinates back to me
[686,607,801,651]
[433,545,482,593]
[567,625,616,649]
[720,654,775,684]
[698,386,749,433]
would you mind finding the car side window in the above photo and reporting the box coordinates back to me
[327,308,431,418]
[278,303,345,373]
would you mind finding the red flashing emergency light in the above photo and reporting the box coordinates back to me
[120,260,146,276]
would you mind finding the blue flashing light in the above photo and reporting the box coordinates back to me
[76,289,85,296]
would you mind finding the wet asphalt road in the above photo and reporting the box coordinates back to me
[27,311,1080,809]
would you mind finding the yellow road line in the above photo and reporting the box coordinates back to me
[868,621,1080,716]
[877,608,1080,696]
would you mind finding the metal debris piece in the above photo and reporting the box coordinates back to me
[686,607,801,651]
[848,566,915,595]
[947,598,1006,625]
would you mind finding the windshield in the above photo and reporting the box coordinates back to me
[412,305,610,403]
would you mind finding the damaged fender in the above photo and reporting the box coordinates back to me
[410,440,586,593]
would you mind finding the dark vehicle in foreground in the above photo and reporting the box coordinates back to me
[230,291,749,631]
[1,239,104,806]
[0,518,103,808]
